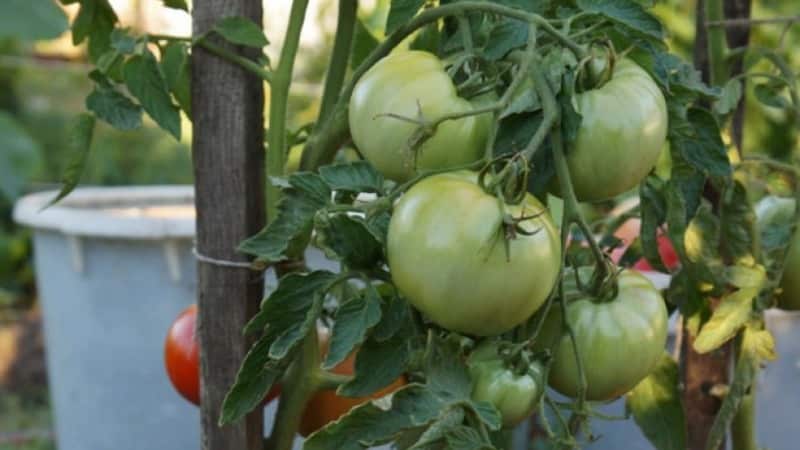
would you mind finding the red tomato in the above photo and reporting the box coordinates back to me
[610,218,679,272]
[164,305,280,406]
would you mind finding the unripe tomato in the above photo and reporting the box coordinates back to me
[387,171,561,336]
[561,59,668,202]
[755,195,800,310]
[537,268,668,400]
[349,51,492,181]
[163,305,280,406]
[299,332,406,436]
[468,342,544,427]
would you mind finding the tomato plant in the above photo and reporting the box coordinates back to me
[348,51,493,181]
[59,0,800,448]
[610,218,680,272]
[468,341,545,427]
[538,268,668,400]
[387,171,561,336]
[755,196,800,310]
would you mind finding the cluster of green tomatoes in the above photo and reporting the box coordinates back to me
[347,49,671,426]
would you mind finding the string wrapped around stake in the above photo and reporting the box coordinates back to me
[191,246,269,271]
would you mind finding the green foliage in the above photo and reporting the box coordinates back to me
[0,0,68,42]
[0,112,42,202]
[213,16,270,48]
[626,354,687,450]
[45,113,95,208]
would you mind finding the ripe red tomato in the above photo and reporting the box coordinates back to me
[299,330,406,436]
[610,218,679,272]
[164,305,280,406]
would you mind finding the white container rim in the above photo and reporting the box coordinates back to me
[13,185,195,240]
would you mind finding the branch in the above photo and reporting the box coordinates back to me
[706,15,800,28]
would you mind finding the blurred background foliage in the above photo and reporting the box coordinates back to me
[0,0,797,443]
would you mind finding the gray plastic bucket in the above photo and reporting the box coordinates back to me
[14,186,199,450]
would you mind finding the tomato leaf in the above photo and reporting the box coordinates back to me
[693,265,765,354]
[639,176,668,272]
[351,18,380,71]
[719,180,757,265]
[484,19,528,61]
[319,161,385,194]
[445,425,495,450]
[626,353,687,450]
[71,0,118,62]
[213,16,269,48]
[705,323,773,450]
[239,172,330,262]
[713,79,742,116]
[123,51,182,139]
[220,336,285,425]
[316,214,384,269]
[668,108,730,178]
[339,336,410,397]
[110,28,139,54]
[576,0,664,41]
[0,0,68,41]
[44,114,95,208]
[85,86,143,130]
[161,41,192,115]
[425,336,472,401]
[753,82,793,110]
[385,0,425,35]
[324,288,383,369]
[372,292,409,342]
[303,384,445,450]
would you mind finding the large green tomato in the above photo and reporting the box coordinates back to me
[755,195,800,310]
[468,341,545,427]
[561,58,668,202]
[349,51,492,181]
[537,268,668,400]
[387,171,561,336]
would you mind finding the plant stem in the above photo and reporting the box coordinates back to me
[301,1,587,171]
[196,39,272,84]
[316,0,357,124]
[522,60,558,161]
[266,0,309,222]
[266,328,320,450]
[707,15,800,28]
[704,0,729,87]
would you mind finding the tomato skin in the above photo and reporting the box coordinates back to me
[468,342,544,427]
[349,51,492,181]
[387,171,561,336]
[537,269,668,400]
[163,305,280,406]
[562,59,668,202]
[755,196,800,310]
[299,334,406,437]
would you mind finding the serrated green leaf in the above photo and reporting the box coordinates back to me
[239,173,330,262]
[339,335,410,397]
[85,86,142,130]
[161,41,192,115]
[324,289,383,369]
[317,214,384,269]
[110,28,138,54]
[0,0,68,41]
[123,51,181,139]
[445,424,496,450]
[220,336,284,425]
[720,181,757,265]
[319,161,384,193]
[626,354,687,450]
[425,336,472,401]
[213,16,269,48]
[468,401,503,432]
[45,114,95,207]
[372,292,408,341]
[162,0,187,11]
[484,19,528,61]
[668,108,730,177]
[713,79,742,116]
[304,384,444,450]
[0,113,42,202]
[386,0,425,35]
[411,409,467,449]
[576,0,664,40]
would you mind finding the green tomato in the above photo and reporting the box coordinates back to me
[387,171,561,336]
[468,342,545,427]
[537,268,668,400]
[561,58,668,202]
[755,195,800,310]
[349,51,492,181]
[284,144,303,173]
